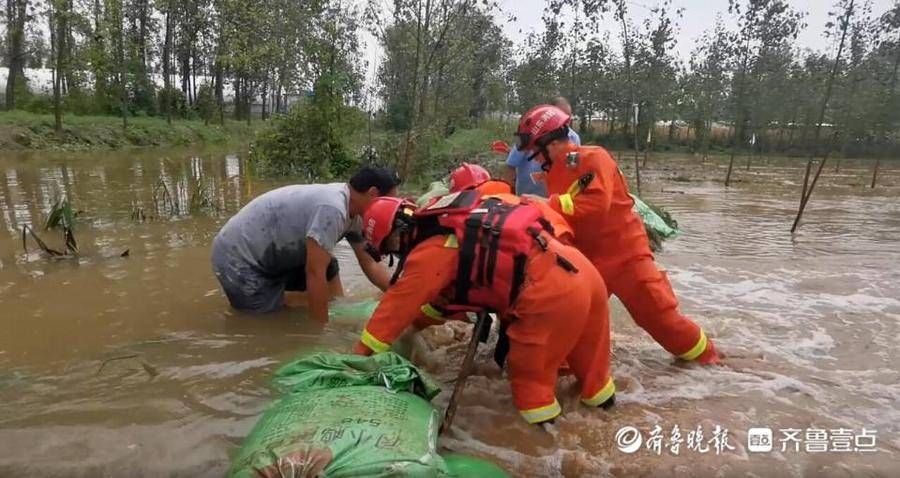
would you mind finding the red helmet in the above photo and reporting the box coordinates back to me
[449,163,491,192]
[363,197,416,255]
[516,104,571,152]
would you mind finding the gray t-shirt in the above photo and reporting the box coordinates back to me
[213,183,362,276]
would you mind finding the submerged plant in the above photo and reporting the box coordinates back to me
[22,196,80,258]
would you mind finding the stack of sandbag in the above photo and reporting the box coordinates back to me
[229,351,508,478]
[630,194,679,251]
[327,298,380,324]
[415,181,450,207]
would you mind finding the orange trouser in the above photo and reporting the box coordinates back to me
[505,241,614,424]
[597,255,706,359]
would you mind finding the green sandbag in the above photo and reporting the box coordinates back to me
[416,180,450,207]
[228,352,448,477]
[328,298,380,323]
[443,453,510,478]
[630,194,678,239]
[271,352,441,397]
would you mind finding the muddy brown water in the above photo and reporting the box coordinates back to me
[0,148,898,477]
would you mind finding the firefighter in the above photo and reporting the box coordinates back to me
[514,105,720,365]
[354,194,614,424]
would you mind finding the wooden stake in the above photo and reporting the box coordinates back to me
[792,0,854,233]
[800,158,813,201]
[441,311,489,434]
[871,158,880,188]
[642,125,652,168]
[725,151,736,187]
[791,157,828,233]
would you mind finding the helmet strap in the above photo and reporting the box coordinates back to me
[529,125,569,172]
[388,218,417,286]
[540,147,553,171]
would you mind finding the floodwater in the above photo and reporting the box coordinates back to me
[0,148,897,477]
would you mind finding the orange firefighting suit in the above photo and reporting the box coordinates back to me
[543,143,716,363]
[354,233,614,423]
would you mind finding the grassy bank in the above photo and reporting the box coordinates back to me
[0,111,256,151]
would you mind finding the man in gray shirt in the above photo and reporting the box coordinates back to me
[212,167,400,318]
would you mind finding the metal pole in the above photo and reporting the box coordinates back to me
[441,311,490,434]
[633,103,641,195]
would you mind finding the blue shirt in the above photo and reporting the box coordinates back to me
[506,129,581,197]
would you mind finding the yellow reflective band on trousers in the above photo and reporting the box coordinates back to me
[443,234,459,248]
[559,194,575,215]
[420,303,446,321]
[519,399,562,424]
[582,377,616,407]
[679,329,708,361]
[360,329,391,354]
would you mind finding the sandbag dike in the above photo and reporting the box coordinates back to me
[228,352,508,477]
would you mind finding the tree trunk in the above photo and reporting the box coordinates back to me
[52,0,64,134]
[191,47,198,106]
[138,0,148,70]
[399,0,427,179]
[181,55,190,104]
[116,0,127,130]
[275,80,282,114]
[618,4,640,194]
[61,0,75,94]
[726,38,751,187]
[261,71,268,120]
[5,0,28,110]
[245,78,252,125]
[233,76,242,121]
[667,114,677,144]
[791,0,854,233]
[163,1,173,124]
[870,158,880,188]
[213,58,224,124]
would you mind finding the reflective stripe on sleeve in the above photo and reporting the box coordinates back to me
[558,194,575,215]
[679,329,708,361]
[360,329,391,354]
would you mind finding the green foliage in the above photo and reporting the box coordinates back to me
[158,87,188,119]
[3,0,900,162]
[0,111,255,150]
[44,197,76,231]
[195,84,218,123]
[249,92,362,178]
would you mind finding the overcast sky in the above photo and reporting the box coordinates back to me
[361,0,896,84]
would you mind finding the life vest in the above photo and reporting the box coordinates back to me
[411,190,554,314]
[479,192,574,244]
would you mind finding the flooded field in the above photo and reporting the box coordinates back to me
[0,148,898,476]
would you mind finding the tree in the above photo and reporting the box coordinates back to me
[684,22,731,155]
[369,0,502,178]
[791,0,857,232]
[49,0,71,132]
[5,0,30,109]
[724,0,804,186]
[24,25,48,68]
